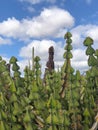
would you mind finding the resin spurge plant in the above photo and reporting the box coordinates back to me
[60,32,83,130]
[0,32,98,130]
[44,47,63,130]
[0,57,11,130]
[45,70,63,130]
[94,49,98,104]
[9,56,27,129]
[69,70,83,130]
[23,55,45,129]
[83,37,98,99]
[29,56,45,127]
[9,56,24,88]
[83,37,98,129]
[0,57,23,130]
[60,32,73,98]
[59,32,73,130]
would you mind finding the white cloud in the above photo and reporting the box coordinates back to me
[19,0,56,4]
[19,39,64,74]
[55,28,67,38]
[72,61,88,73]
[19,39,64,60]
[71,49,88,72]
[1,22,97,74]
[18,24,98,74]
[27,6,35,13]
[70,24,98,49]
[47,0,56,3]
[17,59,30,76]
[86,0,92,4]
[26,7,74,38]
[0,18,22,38]
[19,0,42,4]
[72,49,87,62]
[19,40,54,59]
[0,7,74,40]
[85,26,98,44]
[0,37,11,45]
[1,6,97,74]
[91,11,98,18]
[71,33,82,46]
[0,37,89,76]
[2,57,10,63]
[19,39,89,74]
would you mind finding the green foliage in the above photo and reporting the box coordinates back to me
[83,37,93,46]
[95,49,98,56]
[10,56,17,64]
[64,32,72,39]
[86,46,95,55]
[88,55,96,66]
[0,32,98,130]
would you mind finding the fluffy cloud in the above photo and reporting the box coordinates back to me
[19,39,64,75]
[17,59,30,76]
[27,7,74,38]
[86,0,92,4]
[70,24,98,49]
[1,40,89,76]
[19,39,63,75]
[1,22,97,74]
[1,6,97,74]
[46,0,56,4]
[19,0,43,4]
[27,6,35,13]
[1,38,89,75]
[85,26,98,44]
[21,0,92,5]
[19,39,64,60]
[71,49,88,72]
[19,39,89,74]
[0,18,23,39]
[0,37,11,45]
[19,0,56,4]
[0,7,74,40]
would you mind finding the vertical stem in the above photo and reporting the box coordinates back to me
[32,47,34,70]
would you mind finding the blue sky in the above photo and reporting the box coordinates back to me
[0,0,98,74]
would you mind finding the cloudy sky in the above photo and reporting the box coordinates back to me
[0,0,98,75]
